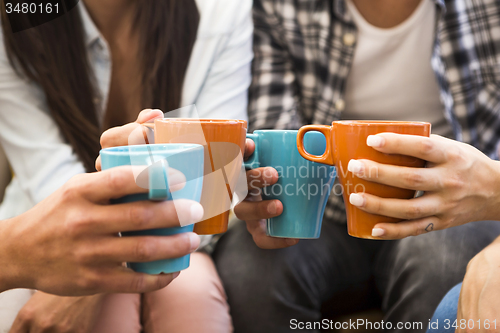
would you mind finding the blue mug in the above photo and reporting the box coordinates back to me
[100,144,204,274]
[245,130,336,239]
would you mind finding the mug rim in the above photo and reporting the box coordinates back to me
[100,143,203,156]
[332,120,431,126]
[252,129,298,134]
[155,118,247,126]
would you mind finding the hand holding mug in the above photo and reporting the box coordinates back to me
[96,109,164,171]
[0,166,201,296]
[298,121,430,239]
[233,139,298,249]
[347,133,500,239]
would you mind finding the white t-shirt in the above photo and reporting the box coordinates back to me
[342,0,453,137]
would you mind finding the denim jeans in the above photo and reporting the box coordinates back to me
[426,283,461,333]
[213,220,500,333]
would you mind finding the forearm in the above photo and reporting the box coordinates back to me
[0,218,20,292]
[487,160,500,221]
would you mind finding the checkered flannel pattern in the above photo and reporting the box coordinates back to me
[248,0,500,223]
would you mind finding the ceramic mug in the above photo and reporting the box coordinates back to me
[100,143,204,274]
[245,130,336,239]
[144,119,247,235]
[297,121,431,239]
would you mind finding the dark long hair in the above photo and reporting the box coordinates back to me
[1,1,199,171]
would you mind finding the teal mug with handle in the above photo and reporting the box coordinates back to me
[100,143,204,274]
[245,130,336,239]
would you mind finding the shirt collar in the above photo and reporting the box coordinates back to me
[78,1,101,47]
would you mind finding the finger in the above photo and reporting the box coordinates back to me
[136,109,164,124]
[166,168,186,192]
[75,166,146,201]
[100,122,144,149]
[366,133,447,164]
[348,159,443,191]
[370,216,441,240]
[96,232,200,263]
[244,139,255,160]
[99,110,163,156]
[132,167,187,193]
[76,166,186,202]
[246,220,299,249]
[95,156,102,172]
[89,199,204,234]
[246,167,279,189]
[246,187,263,198]
[349,192,443,220]
[234,199,283,221]
[96,267,181,294]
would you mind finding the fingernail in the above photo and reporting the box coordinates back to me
[367,135,384,148]
[348,160,364,174]
[145,109,163,122]
[349,193,365,207]
[372,228,385,237]
[190,203,204,222]
[171,272,180,279]
[267,201,277,215]
[187,232,200,251]
[285,238,299,246]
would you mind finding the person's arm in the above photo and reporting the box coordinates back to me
[0,166,201,295]
[456,235,500,332]
[0,218,16,292]
[345,133,500,239]
[0,30,115,330]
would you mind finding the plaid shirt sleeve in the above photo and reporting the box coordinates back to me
[436,0,500,159]
[248,0,303,132]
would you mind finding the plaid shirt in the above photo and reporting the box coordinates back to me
[248,0,500,223]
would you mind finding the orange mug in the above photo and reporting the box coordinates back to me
[297,121,431,239]
[144,119,247,235]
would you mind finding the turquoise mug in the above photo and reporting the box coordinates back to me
[245,130,336,239]
[100,144,204,274]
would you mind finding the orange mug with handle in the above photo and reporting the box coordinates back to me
[296,121,431,239]
[144,118,247,235]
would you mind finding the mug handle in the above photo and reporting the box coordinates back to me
[142,122,170,200]
[297,125,335,165]
[148,159,172,201]
[244,133,260,169]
